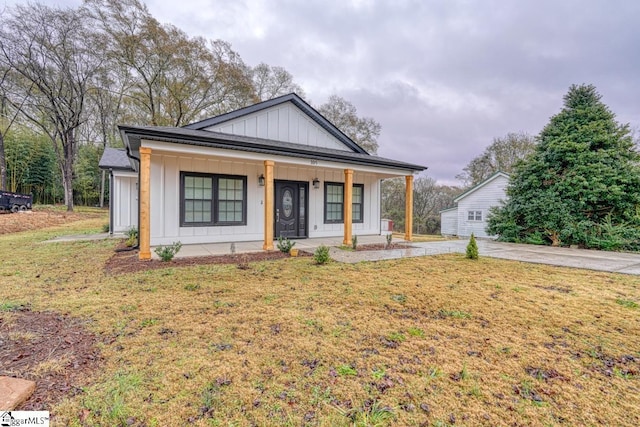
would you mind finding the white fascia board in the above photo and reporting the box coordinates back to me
[141,139,414,177]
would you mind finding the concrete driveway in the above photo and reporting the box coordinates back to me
[405,239,640,275]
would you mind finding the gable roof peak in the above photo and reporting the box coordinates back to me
[453,170,510,203]
[183,93,369,154]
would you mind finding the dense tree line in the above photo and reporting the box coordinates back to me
[381,176,459,234]
[0,0,382,209]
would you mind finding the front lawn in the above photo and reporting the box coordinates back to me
[1,214,638,426]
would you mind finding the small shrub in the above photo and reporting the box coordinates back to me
[314,245,330,264]
[466,233,479,259]
[276,236,296,253]
[154,241,182,261]
[125,227,138,247]
[352,235,358,250]
[101,223,110,233]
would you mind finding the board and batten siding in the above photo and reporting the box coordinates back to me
[111,171,138,233]
[148,151,382,246]
[204,102,350,152]
[456,174,509,238]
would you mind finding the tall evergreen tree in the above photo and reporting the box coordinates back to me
[487,84,640,250]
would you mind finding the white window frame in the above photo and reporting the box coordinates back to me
[467,210,482,221]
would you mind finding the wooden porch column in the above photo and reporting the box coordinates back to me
[138,147,152,260]
[343,169,353,245]
[263,160,275,250]
[404,174,414,241]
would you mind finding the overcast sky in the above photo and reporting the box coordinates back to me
[6,0,640,185]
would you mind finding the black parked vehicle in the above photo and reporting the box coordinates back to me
[0,191,33,213]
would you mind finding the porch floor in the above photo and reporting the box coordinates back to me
[153,234,396,259]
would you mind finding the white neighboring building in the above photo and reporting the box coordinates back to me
[440,171,510,238]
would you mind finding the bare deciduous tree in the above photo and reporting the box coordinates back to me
[382,176,459,234]
[86,0,255,127]
[251,63,305,101]
[0,65,25,191]
[456,132,536,187]
[0,3,101,210]
[317,95,381,154]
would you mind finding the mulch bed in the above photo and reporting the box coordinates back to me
[104,242,411,275]
[0,308,102,410]
[105,246,312,275]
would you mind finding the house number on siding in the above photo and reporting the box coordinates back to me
[310,160,318,165]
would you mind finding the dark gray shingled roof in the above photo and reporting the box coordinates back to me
[183,93,369,155]
[98,147,134,171]
[119,125,426,172]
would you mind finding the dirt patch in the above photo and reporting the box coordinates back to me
[0,308,102,410]
[0,209,105,235]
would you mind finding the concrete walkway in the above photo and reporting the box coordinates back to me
[45,233,640,275]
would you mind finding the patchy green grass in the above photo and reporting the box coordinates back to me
[616,298,638,309]
[0,301,29,311]
[1,213,639,426]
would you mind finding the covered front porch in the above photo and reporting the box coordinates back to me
[135,146,417,260]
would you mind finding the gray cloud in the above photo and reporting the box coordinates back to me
[7,0,639,184]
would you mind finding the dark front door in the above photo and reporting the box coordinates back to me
[275,181,307,238]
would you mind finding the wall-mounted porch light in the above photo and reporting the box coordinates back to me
[312,177,320,189]
[258,174,265,186]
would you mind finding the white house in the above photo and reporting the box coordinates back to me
[440,171,510,238]
[100,93,426,259]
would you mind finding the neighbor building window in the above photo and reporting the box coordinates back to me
[181,172,246,226]
[324,182,364,224]
[468,210,482,221]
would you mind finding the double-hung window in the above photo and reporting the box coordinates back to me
[352,184,364,223]
[467,210,482,221]
[181,172,247,226]
[324,182,364,224]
